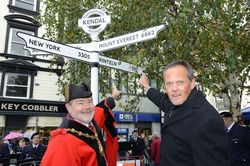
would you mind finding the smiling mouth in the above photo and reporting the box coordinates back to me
[82,111,92,114]
[172,94,181,97]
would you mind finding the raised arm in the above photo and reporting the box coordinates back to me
[138,72,151,92]
[105,87,121,109]
[139,72,171,112]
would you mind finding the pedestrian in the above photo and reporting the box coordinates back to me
[19,132,47,160]
[129,130,145,157]
[0,140,10,158]
[147,135,153,162]
[141,133,150,165]
[150,132,160,166]
[40,83,120,166]
[0,140,10,166]
[17,137,30,153]
[118,135,127,157]
[220,111,250,166]
[139,60,230,166]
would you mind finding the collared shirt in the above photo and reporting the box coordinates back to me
[227,122,235,132]
[32,144,38,148]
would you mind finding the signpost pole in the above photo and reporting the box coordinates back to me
[90,53,100,105]
[78,8,111,105]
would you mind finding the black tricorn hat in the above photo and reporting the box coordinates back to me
[64,83,92,102]
[220,111,233,118]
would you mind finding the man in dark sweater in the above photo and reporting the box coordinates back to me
[139,60,230,166]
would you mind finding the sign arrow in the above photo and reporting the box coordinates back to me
[17,32,94,63]
[26,24,165,54]
[87,24,165,52]
[99,55,142,74]
[17,32,142,73]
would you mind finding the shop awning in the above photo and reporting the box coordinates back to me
[27,116,63,127]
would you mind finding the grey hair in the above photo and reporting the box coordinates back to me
[152,132,160,138]
[163,60,194,81]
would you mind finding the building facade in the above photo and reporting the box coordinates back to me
[0,0,66,143]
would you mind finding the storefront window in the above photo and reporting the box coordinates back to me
[0,127,4,140]
[3,73,30,98]
[38,127,57,145]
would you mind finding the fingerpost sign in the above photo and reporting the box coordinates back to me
[18,8,165,104]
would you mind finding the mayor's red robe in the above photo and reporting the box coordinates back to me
[94,98,118,166]
[41,98,118,166]
[41,117,107,166]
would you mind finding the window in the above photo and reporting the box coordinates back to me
[7,28,34,56]
[3,73,31,98]
[12,0,37,11]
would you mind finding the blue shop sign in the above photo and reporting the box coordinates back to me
[116,128,129,134]
[114,112,161,122]
[137,113,161,122]
[114,112,135,122]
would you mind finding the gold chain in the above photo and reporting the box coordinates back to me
[66,128,104,155]
[66,128,96,139]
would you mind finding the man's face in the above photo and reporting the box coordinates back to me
[132,132,138,139]
[222,117,233,128]
[19,140,26,148]
[66,97,95,124]
[164,65,195,106]
[31,135,40,145]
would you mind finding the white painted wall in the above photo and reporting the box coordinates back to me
[151,122,161,137]
[33,71,64,101]
[0,1,9,53]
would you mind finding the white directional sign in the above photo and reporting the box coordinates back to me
[17,32,94,63]
[17,32,142,73]
[89,24,165,52]
[25,24,165,53]
[99,55,142,73]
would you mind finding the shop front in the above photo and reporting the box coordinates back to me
[114,112,161,139]
[0,97,67,143]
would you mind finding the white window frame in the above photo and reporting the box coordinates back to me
[7,28,34,56]
[12,0,37,11]
[3,73,31,99]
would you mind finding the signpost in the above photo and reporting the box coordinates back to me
[25,25,165,53]
[18,8,165,104]
[17,33,142,73]
[17,33,94,63]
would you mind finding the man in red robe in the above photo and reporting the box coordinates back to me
[41,83,120,166]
